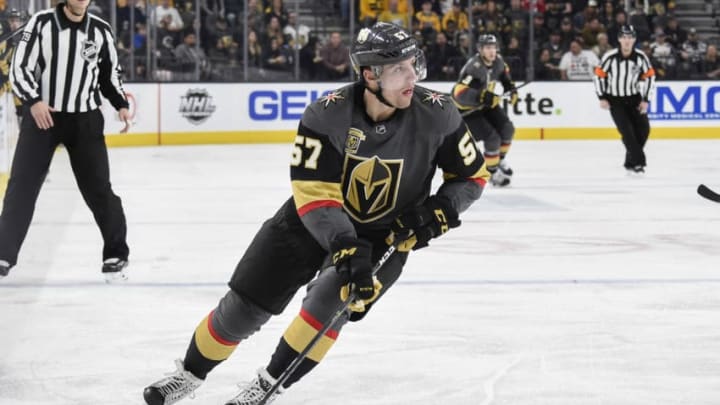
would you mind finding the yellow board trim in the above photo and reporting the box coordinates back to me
[283,315,336,363]
[194,315,238,361]
[102,127,720,148]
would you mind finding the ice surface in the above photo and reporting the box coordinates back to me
[1,140,719,405]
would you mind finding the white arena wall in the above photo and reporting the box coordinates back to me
[98,81,720,147]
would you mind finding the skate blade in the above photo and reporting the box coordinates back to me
[104,270,128,283]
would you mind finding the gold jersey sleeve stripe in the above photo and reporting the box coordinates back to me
[292,180,343,215]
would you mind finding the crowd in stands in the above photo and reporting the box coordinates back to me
[1,0,719,82]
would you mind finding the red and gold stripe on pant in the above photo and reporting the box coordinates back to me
[282,308,338,363]
[194,311,239,361]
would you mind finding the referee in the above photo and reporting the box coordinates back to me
[0,0,131,281]
[593,25,656,175]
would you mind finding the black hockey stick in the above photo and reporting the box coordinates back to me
[0,22,28,44]
[697,184,720,203]
[257,243,398,405]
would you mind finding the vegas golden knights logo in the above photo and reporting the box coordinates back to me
[342,155,403,223]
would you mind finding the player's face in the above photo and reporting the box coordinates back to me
[481,45,497,62]
[66,0,90,16]
[619,35,636,50]
[377,58,419,108]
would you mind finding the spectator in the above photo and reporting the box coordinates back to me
[573,0,599,30]
[531,13,551,51]
[599,0,615,27]
[173,31,211,80]
[559,16,575,50]
[559,39,599,80]
[426,31,462,80]
[505,0,530,46]
[456,32,473,59]
[319,31,350,80]
[152,0,184,32]
[535,47,561,80]
[544,30,566,64]
[628,6,651,42]
[702,44,720,79]
[262,36,293,72]
[201,0,225,17]
[504,35,527,80]
[378,0,411,29]
[415,0,442,34]
[246,0,265,33]
[300,36,323,80]
[581,16,605,48]
[606,10,627,47]
[591,32,612,58]
[246,29,264,69]
[359,0,384,26]
[649,28,677,78]
[283,12,311,50]
[663,15,687,48]
[264,0,288,27]
[680,28,708,76]
[442,1,470,32]
[117,0,147,32]
[261,15,286,51]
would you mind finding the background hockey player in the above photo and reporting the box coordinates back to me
[143,22,489,405]
[450,34,519,187]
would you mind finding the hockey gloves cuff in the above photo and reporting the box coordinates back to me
[480,89,500,108]
[390,196,461,251]
[331,237,376,301]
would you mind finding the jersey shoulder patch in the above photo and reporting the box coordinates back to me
[301,83,358,150]
[413,84,463,134]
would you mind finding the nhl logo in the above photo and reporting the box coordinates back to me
[81,40,99,63]
[179,89,217,125]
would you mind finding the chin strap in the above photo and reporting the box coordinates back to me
[359,69,397,109]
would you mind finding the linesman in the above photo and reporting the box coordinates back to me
[593,25,656,175]
[0,0,131,281]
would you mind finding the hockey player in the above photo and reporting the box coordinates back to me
[142,22,489,405]
[451,34,519,187]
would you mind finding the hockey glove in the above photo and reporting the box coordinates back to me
[331,237,375,300]
[390,196,461,251]
[480,89,500,108]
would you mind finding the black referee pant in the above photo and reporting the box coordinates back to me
[608,95,650,169]
[0,109,128,267]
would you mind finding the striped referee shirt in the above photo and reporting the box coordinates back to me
[593,48,656,102]
[10,4,128,113]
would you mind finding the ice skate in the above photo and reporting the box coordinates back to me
[626,166,645,177]
[224,368,283,405]
[102,258,128,283]
[0,260,10,278]
[143,359,204,405]
[490,159,513,187]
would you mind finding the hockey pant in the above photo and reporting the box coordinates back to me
[182,197,408,388]
[463,106,514,173]
[608,96,650,169]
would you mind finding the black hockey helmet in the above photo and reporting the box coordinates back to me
[477,34,498,48]
[350,22,426,80]
[618,24,637,38]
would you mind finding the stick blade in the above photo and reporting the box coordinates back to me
[698,184,720,203]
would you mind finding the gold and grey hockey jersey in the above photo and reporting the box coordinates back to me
[451,55,515,112]
[290,81,489,249]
